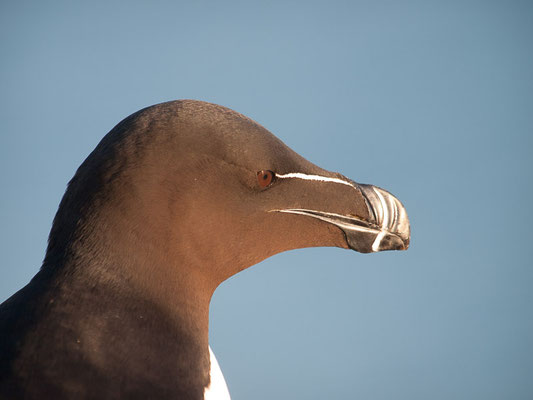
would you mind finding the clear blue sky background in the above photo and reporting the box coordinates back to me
[1,1,532,399]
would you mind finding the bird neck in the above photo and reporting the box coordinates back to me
[37,205,217,397]
[34,251,214,398]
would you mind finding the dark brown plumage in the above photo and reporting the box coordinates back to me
[0,100,409,399]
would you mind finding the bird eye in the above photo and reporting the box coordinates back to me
[257,170,275,188]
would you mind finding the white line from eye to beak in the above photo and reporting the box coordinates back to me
[275,172,356,188]
[371,187,389,252]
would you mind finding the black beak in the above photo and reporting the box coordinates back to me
[274,184,410,254]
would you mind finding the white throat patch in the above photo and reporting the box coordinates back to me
[204,346,231,400]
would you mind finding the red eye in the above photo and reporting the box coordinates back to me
[257,170,274,188]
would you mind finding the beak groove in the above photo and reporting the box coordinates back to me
[358,184,410,252]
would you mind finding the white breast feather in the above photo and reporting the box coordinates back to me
[204,346,231,400]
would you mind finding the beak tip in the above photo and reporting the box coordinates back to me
[372,232,409,253]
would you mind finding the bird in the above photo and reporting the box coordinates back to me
[0,100,410,399]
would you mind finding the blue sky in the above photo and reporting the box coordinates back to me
[1,1,532,399]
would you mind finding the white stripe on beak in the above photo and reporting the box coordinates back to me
[371,187,389,252]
